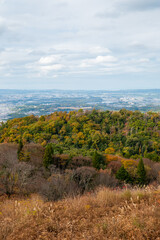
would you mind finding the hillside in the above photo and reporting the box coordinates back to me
[0,109,159,199]
[0,109,160,239]
[0,109,160,162]
[0,187,160,240]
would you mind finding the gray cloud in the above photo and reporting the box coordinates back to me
[120,0,160,11]
[0,18,7,35]
[96,0,160,19]
[0,0,159,89]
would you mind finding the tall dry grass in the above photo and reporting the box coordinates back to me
[0,187,160,240]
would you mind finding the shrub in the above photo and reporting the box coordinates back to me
[72,167,97,193]
[52,154,70,170]
[68,156,92,169]
[107,161,122,174]
[18,151,31,162]
[105,154,119,162]
[151,162,160,183]
[105,147,115,154]
[14,162,46,194]
[144,152,160,162]
[0,168,18,197]
[96,169,118,187]
[121,159,138,179]
[40,173,79,201]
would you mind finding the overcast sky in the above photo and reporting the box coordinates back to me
[0,0,160,90]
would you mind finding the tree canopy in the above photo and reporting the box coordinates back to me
[0,109,159,162]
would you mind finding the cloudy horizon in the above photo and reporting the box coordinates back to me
[0,0,160,90]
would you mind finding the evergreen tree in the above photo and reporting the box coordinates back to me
[137,157,147,185]
[116,165,133,184]
[92,151,105,170]
[43,143,54,168]
[17,138,23,160]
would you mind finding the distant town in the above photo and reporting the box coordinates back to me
[0,89,160,121]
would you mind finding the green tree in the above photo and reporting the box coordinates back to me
[43,143,63,168]
[17,138,23,160]
[116,165,133,184]
[43,143,54,168]
[137,157,147,185]
[92,151,105,170]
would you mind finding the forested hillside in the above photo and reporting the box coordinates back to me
[0,109,160,162]
[0,109,160,199]
[0,109,160,240]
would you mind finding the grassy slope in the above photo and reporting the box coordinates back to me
[0,187,160,240]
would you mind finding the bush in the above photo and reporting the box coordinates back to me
[121,159,138,179]
[68,156,92,169]
[0,168,18,197]
[96,169,118,187]
[105,147,115,154]
[144,152,160,162]
[105,154,120,162]
[52,154,70,170]
[14,162,47,194]
[40,173,79,201]
[72,167,97,193]
[107,161,122,174]
[150,162,160,183]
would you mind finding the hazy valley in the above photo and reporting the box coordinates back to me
[0,89,160,122]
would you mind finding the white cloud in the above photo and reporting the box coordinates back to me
[89,46,111,54]
[0,60,7,65]
[80,55,117,68]
[137,58,150,63]
[40,64,64,72]
[0,0,159,89]
[95,55,117,63]
[39,55,61,65]
[52,74,58,78]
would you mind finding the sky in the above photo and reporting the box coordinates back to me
[0,0,160,90]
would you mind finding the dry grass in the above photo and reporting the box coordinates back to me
[0,187,160,240]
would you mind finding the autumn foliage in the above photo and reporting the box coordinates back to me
[0,109,159,162]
